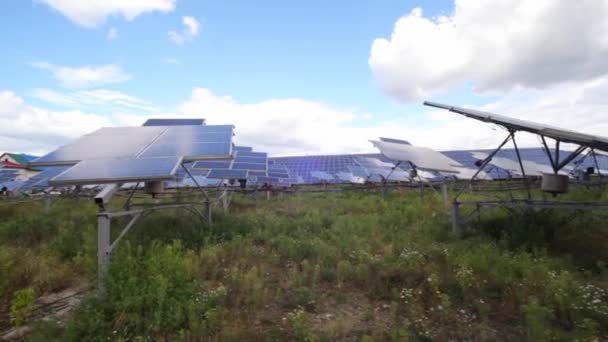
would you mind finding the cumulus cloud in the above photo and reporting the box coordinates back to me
[37,0,175,27]
[168,16,200,45]
[0,91,114,154]
[369,0,608,101]
[7,77,608,156]
[32,62,131,88]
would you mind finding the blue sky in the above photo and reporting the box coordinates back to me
[3,1,463,118]
[1,1,607,155]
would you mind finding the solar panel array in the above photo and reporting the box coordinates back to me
[49,157,182,186]
[25,124,235,187]
[142,118,205,126]
[269,147,608,185]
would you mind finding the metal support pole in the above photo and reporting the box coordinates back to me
[97,211,111,295]
[510,131,531,200]
[441,182,448,209]
[44,196,51,214]
[205,200,212,225]
[451,201,461,234]
[221,190,229,213]
[591,149,604,190]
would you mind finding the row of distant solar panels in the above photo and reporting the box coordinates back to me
[8,147,608,192]
[269,148,608,185]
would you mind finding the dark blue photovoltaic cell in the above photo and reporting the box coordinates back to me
[140,142,232,159]
[49,157,182,185]
[192,160,232,169]
[234,146,253,152]
[139,125,234,160]
[143,118,205,126]
[268,147,608,184]
[31,127,167,166]
[268,172,289,178]
[207,169,248,179]
[248,171,267,177]
[235,151,267,158]
[231,162,267,171]
[234,156,266,164]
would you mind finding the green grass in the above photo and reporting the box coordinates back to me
[0,188,607,340]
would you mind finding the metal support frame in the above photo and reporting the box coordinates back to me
[441,182,448,209]
[43,195,52,213]
[92,167,216,294]
[509,130,531,199]
[452,131,606,232]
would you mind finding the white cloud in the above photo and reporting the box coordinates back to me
[0,91,115,154]
[32,88,157,112]
[168,16,200,45]
[7,78,608,156]
[32,62,131,88]
[164,58,180,65]
[369,1,608,101]
[107,27,118,40]
[37,0,176,28]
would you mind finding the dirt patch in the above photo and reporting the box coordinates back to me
[1,283,89,341]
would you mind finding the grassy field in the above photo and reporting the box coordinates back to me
[1,186,607,341]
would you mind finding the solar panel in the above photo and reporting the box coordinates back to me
[424,101,608,152]
[370,140,461,173]
[49,157,182,186]
[380,137,411,145]
[235,151,267,159]
[139,126,234,160]
[207,169,248,179]
[310,171,334,181]
[268,172,289,178]
[143,118,205,126]
[234,146,253,152]
[20,166,72,190]
[248,171,268,177]
[450,166,492,180]
[232,162,267,171]
[31,126,167,166]
[139,142,232,159]
[31,125,234,167]
[193,160,232,169]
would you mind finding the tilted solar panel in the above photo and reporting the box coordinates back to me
[30,126,167,166]
[380,137,411,145]
[234,146,253,152]
[193,160,232,169]
[370,140,461,173]
[140,142,232,160]
[424,101,608,152]
[142,118,205,126]
[49,157,182,186]
[236,151,267,159]
[20,166,72,190]
[207,169,248,179]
